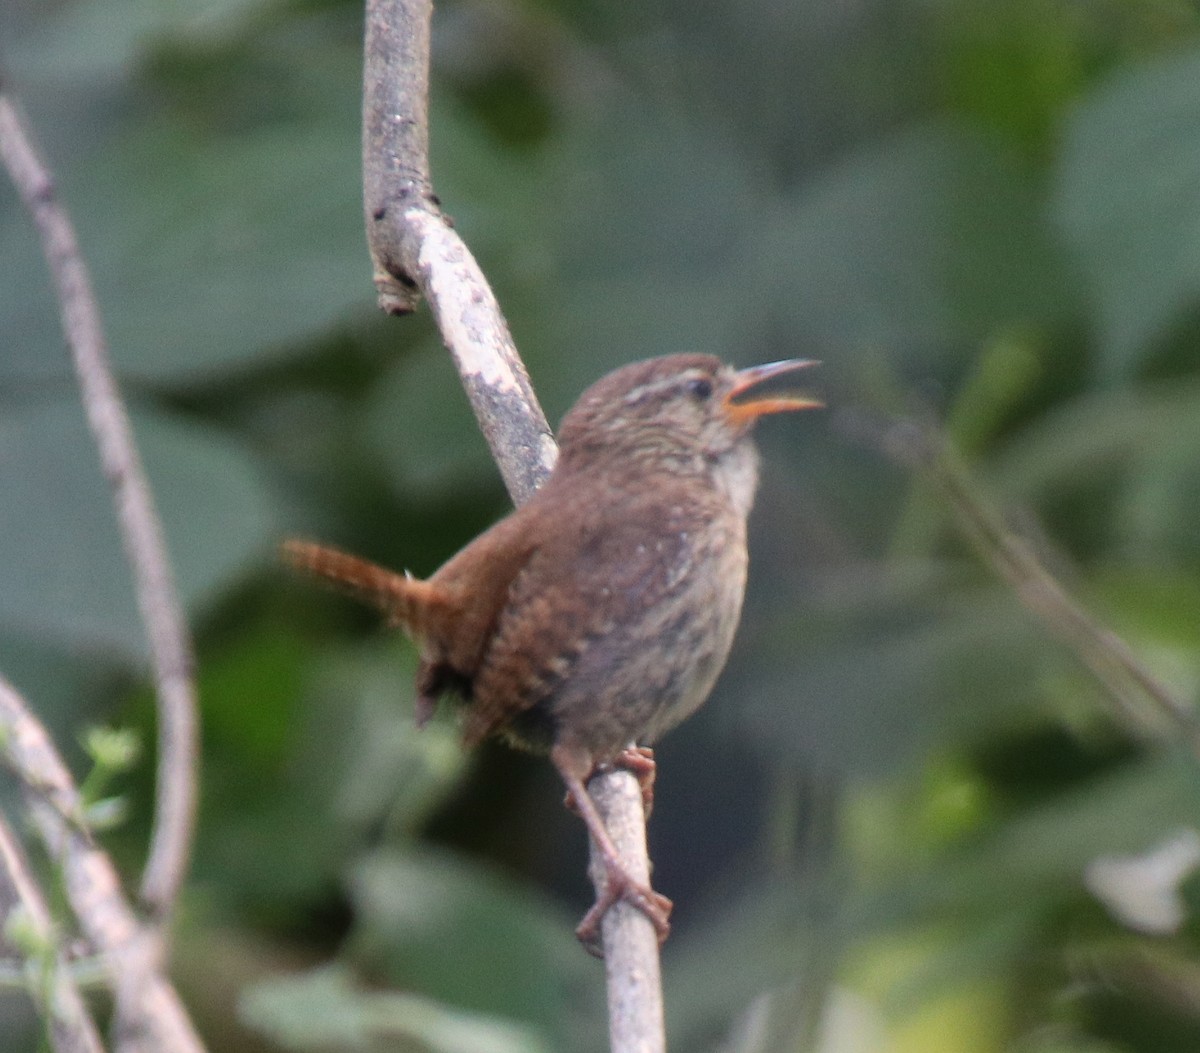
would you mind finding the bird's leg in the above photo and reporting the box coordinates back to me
[552,745,672,955]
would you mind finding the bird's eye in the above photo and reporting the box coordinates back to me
[686,377,713,401]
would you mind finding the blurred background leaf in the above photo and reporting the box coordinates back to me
[0,399,276,657]
[1056,48,1200,381]
[241,962,555,1053]
[2,0,1200,1050]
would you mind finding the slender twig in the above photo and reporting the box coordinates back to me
[0,89,198,922]
[388,208,559,503]
[0,674,205,1052]
[892,421,1200,756]
[362,0,556,504]
[0,812,107,1053]
[588,764,667,1051]
[362,3,665,1048]
[361,0,431,318]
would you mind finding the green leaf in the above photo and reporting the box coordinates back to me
[198,626,306,770]
[1055,46,1200,377]
[0,631,124,746]
[1093,568,1200,652]
[194,638,466,918]
[936,0,1088,154]
[0,398,277,660]
[0,202,72,385]
[82,725,141,772]
[864,754,1200,932]
[139,409,279,607]
[82,117,368,383]
[0,34,561,388]
[241,963,553,1053]
[306,643,466,837]
[539,100,767,386]
[346,848,585,1039]
[428,94,556,275]
[665,872,837,1051]
[0,25,369,386]
[727,570,1046,778]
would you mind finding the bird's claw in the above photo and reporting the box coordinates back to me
[575,866,673,958]
[613,745,657,817]
[563,746,658,818]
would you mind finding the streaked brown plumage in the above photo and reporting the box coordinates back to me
[284,353,819,947]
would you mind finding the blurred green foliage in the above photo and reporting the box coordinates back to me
[3,0,1200,1050]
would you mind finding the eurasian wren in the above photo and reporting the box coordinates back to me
[284,354,819,947]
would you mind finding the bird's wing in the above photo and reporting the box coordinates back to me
[461,497,696,748]
[420,504,543,687]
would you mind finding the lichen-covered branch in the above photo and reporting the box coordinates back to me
[361,0,431,316]
[0,674,205,1053]
[362,0,555,506]
[361,3,666,1049]
[0,88,198,924]
[393,208,558,504]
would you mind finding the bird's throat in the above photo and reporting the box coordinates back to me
[711,440,761,520]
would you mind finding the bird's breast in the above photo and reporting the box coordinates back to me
[633,513,748,742]
[536,500,750,758]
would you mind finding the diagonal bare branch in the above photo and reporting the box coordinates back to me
[893,419,1200,756]
[0,88,198,923]
[0,673,205,1052]
[362,0,555,505]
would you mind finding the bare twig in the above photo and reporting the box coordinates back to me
[0,89,198,921]
[891,420,1200,756]
[389,208,558,504]
[363,0,556,505]
[588,763,667,1053]
[362,2,665,1048]
[361,0,431,317]
[0,812,107,1053]
[0,673,205,1053]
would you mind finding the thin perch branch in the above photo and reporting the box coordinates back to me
[363,0,555,505]
[0,812,107,1053]
[0,674,205,1053]
[362,0,431,317]
[588,761,667,1053]
[393,208,558,504]
[0,89,198,922]
[362,3,665,1049]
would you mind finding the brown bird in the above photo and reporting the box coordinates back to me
[283,354,819,948]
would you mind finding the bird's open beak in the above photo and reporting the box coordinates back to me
[723,359,822,424]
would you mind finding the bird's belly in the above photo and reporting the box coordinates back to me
[543,540,748,761]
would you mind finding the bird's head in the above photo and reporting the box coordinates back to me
[557,354,820,467]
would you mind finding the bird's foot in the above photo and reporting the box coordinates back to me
[613,745,657,817]
[564,746,658,818]
[552,742,670,956]
[575,860,673,957]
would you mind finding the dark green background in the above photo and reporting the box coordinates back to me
[3,0,1200,1049]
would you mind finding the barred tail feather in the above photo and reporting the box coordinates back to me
[281,539,442,639]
